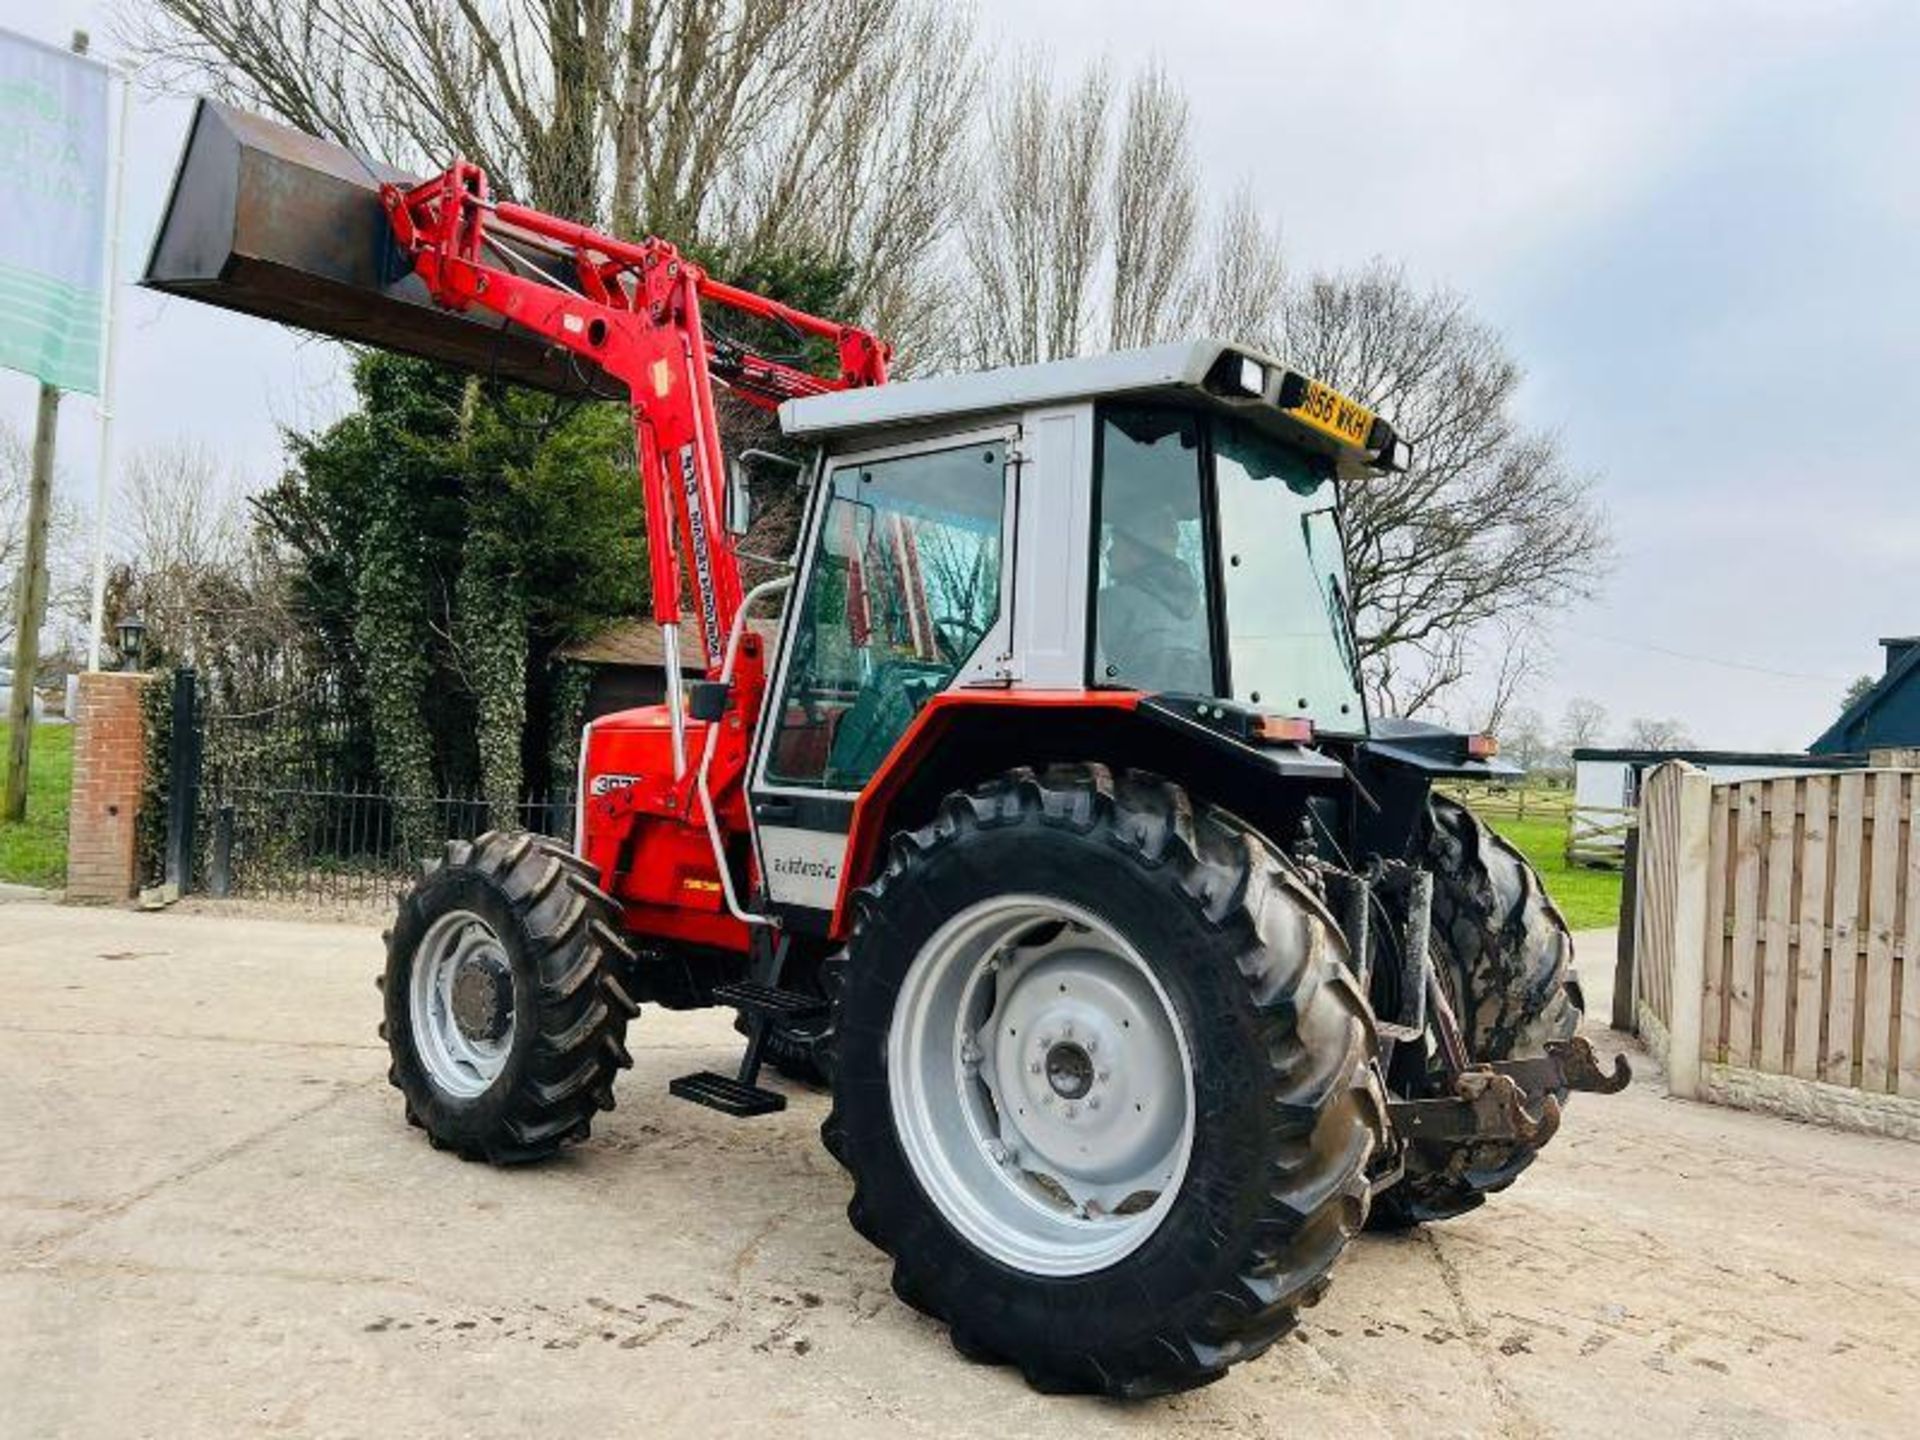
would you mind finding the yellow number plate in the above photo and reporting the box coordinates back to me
[1286,379,1375,449]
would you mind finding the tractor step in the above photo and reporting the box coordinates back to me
[669,1070,787,1117]
[710,980,829,1022]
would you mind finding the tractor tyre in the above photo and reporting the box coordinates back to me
[824,764,1385,1397]
[378,830,641,1165]
[1370,794,1581,1228]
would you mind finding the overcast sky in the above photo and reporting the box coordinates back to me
[7,0,1918,749]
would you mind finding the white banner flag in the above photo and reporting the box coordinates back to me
[0,27,109,395]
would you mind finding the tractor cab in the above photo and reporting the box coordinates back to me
[741,341,1407,918]
[775,340,1400,732]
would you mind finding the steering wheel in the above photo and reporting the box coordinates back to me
[933,616,989,667]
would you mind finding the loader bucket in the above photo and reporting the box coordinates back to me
[143,100,608,396]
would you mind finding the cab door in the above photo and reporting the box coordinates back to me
[749,426,1017,930]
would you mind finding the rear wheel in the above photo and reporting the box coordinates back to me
[380,831,640,1164]
[1371,795,1580,1226]
[826,765,1384,1396]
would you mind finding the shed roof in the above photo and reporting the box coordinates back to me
[560,616,780,671]
[1571,747,1863,769]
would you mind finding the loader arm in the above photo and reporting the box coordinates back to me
[381,161,890,692]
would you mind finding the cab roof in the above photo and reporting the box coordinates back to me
[778,340,1404,478]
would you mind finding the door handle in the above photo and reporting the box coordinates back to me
[754,799,796,823]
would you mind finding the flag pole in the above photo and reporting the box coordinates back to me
[5,26,112,822]
[85,50,131,673]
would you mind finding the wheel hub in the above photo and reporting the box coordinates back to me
[888,895,1196,1277]
[986,952,1186,1193]
[1044,1040,1094,1100]
[409,909,516,1098]
[450,959,512,1042]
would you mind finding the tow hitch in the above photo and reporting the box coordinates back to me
[1387,1037,1631,1146]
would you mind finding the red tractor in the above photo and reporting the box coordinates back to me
[153,108,1626,1397]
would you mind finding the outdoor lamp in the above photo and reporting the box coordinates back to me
[116,616,146,672]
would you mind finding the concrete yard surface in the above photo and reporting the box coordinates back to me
[4,900,1918,1437]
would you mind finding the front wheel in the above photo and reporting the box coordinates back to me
[826,765,1385,1397]
[379,830,640,1164]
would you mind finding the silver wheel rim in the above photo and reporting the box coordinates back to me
[409,908,516,1098]
[888,894,1196,1277]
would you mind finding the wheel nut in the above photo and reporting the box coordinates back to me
[985,1139,1008,1163]
[1097,1069,1111,1084]
[1029,1060,1042,1075]
[1063,1103,1078,1119]
[1088,1096,1101,1111]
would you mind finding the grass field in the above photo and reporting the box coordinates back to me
[1487,813,1622,931]
[0,723,73,888]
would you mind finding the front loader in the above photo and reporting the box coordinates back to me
[149,101,1627,1397]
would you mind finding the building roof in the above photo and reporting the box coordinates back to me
[1811,636,1920,754]
[559,616,780,671]
[1571,747,1863,769]
[779,340,1395,477]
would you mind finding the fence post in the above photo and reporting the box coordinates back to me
[1611,821,1640,1033]
[1664,767,1713,1100]
[163,667,201,893]
[209,802,234,897]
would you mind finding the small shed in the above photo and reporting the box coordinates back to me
[1811,636,1920,755]
[561,617,782,722]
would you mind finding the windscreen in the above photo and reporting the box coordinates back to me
[1213,418,1367,733]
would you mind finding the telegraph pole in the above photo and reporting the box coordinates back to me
[3,29,91,822]
[3,383,58,821]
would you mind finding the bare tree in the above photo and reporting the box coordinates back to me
[0,420,86,660]
[1497,704,1550,773]
[1108,64,1199,350]
[964,57,1113,367]
[1559,696,1609,752]
[0,421,33,653]
[1281,261,1610,714]
[132,0,977,361]
[965,57,1281,368]
[1199,183,1286,346]
[110,443,299,688]
[1624,716,1694,750]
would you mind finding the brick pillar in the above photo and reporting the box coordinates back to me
[66,672,150,901]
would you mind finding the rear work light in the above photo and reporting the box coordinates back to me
[1467,733,1500,759]
[1254,714,1316,745]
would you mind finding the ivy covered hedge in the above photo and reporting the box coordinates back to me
[136,666,173,888]
[253,355,645,822]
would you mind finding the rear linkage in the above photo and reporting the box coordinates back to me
[1318,858,1630,1158]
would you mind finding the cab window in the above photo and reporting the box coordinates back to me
[767,441,1006,790]
[1094,408,1215,695]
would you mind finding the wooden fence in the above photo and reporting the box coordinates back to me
[1632,761,1920,1137]
[1438,780,1572,823]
